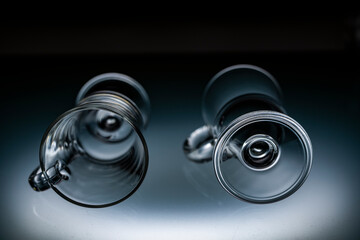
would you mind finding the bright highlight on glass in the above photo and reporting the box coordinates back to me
[184,65,312,203]
[29,73,150,207]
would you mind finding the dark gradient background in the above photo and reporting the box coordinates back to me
[1,13,360,239]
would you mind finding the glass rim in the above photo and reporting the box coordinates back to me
[202,64,284,121]
[213,110,313,203]
[204,64,282,96]
[39,101,149,208]
[76,72,151,127]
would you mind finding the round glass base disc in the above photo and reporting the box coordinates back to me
[213,110,312,203]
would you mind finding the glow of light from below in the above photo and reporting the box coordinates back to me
[2,131,356,239]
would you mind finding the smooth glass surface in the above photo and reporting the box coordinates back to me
[202,64,284,126]
[1,56,358,239]
[29,72,151,207]
[184,64,313,203]
[76,73,151,126]
[40,94,148,207]
[214,111,312,203]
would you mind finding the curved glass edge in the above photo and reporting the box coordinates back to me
[201,64,284,124]
[213,110,313,203]
[79,93,144,130]
[204,64,283,99]
[75,72,151,127]
[38,103,149,208]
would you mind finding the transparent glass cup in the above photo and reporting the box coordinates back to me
[184,65,312,203]
[28,73,150,208]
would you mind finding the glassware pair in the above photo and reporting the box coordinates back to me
[29,65,312,207]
